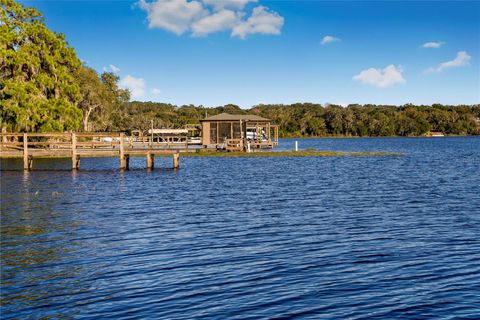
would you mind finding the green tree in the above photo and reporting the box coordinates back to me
[78,70,129,131]
[101,72,130,131]
[324,106,344,135]
[0,0,82,132]
[77,67,108,131]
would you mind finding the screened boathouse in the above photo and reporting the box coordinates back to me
[200,113,279,150]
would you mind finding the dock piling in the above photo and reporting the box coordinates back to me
[73,155,81,170]
[120,155,130,170]
[173,152,180,169]
[23,133,30,170]
[119,133,128,170]
[71,133,79,169]
[147,153,154,169]
[24,155,33,170]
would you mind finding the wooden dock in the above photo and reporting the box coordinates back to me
[0,132,181,170]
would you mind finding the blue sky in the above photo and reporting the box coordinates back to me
[24,0,480,107]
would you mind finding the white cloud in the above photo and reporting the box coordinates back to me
[231,6,284,39]
[138,0,207,35]
[422,41,444,49]
[321,35,340,45]
[152,88,161,95]
[109,64,121,73]
[138,1,283,39]
[120,75,146,98]
[353,64,406,87]
[202,0,255,10]
[426,51,471,73]
[192,9,240,36]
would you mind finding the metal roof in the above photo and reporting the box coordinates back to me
[200,113,271,122]
[147,129,188,134]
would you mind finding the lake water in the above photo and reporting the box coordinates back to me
[1,137,480,319]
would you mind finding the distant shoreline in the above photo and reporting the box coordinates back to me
[282,134,479,139]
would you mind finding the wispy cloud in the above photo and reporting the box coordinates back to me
[138,0,206,35]
[192,9,240,36]
[152,88,161,95]
[426,51,471,73]
[353,64,406,87]
[422,41,445,49]
[120,75,146,98]
[231,6,284,39]
[202,0,256,10]
[103,64,121,73]
[109,64,121,73]
[321,35,341,45]
[138,0,283,39]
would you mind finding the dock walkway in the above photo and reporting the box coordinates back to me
[0,132,181,170]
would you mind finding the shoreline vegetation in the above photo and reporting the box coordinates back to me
[118,102,480,139]
[181,150,401,157]
[1,1,480,139]
[283,133,479,139]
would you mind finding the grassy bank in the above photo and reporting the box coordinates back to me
[180,150,400,157]
[281,134,479,139]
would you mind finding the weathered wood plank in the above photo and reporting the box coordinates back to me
[23,133,29,170]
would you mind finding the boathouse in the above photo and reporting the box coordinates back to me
[200,113,279,150]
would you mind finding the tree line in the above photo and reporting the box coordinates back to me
[252,103,480,137]
[110,102,480,137]
[1,0,479,137]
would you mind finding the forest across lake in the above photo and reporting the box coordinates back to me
[105,102,480,138]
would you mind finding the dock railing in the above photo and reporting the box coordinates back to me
[225,139,244,152]
[0,132,181,170]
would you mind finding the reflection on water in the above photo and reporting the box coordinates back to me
[2,175,86,319]
[1,137,480,319]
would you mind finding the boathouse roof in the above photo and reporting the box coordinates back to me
[200,113,270,122]
[147,129,188,134]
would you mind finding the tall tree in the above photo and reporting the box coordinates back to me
[0,0,82,132]
[96,72,130,131]
[77,68,129,131]
[77,67,106,131]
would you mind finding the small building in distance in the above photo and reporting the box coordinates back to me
[200,113,279,150]
[131,128,188,144]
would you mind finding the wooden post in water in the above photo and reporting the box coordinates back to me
[23,133,31,170]
[119,133,129,170]
[173,152,180,169]
[1,127,6,144]
[150,120,154,147]
[71,133,79,169]
[147,153,154,170]
[125,155,130,170]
